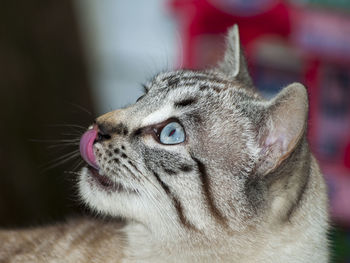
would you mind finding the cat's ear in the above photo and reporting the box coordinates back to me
[218,24,253,87]
[256,83,308,175]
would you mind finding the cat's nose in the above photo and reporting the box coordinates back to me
[94,109,125,141]
[95,123,112,142]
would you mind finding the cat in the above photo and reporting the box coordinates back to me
[0,25,329,263]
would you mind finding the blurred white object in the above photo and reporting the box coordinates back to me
[74,0,177,114]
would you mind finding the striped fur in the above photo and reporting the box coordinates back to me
[0,25,329,263]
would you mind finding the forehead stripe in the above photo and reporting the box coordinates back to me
[174,98,197,108]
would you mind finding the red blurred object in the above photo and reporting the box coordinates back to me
[170,0,291,68]
[345,142,350,169]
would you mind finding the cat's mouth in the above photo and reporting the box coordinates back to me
[87,167,135,193]
[80,126,136,193]
[80,127,114,190]
[88,166,113,189]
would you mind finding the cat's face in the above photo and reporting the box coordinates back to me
[79,69,262,233]
[79,25,308,237]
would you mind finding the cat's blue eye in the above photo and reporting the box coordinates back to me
[159,122,185,145]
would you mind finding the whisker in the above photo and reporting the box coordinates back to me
[123,156,161,193]
[71,159,85,172]
[41,150,80,167]
[63,171,83,185]
[61,132,83,137]
[30,138,81,143]
[120,158,177,228]
[41,152,81,172]
[47,142,80,149]
[65,101,93,116]
[45,124,87,130]
[64,171,83,177]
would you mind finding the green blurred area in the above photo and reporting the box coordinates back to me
[293,0,350,10]
[330,226,350,263]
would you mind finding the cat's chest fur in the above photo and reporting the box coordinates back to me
[0,25,329,263]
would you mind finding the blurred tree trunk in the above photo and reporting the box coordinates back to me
[0,0,94,226]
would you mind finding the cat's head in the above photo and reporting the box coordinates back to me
[79,25,309,238]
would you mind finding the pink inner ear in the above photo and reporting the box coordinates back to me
[80,129,99,169]
[265,129,291,156]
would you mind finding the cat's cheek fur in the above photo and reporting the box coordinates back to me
[78,168,180,233]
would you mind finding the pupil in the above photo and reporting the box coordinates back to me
[168,129,176,137]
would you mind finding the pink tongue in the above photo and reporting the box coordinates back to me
[80,128,99,169]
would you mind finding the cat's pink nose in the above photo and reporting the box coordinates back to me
[80,126,99,169]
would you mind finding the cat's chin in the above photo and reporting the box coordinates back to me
[78,167,149,220]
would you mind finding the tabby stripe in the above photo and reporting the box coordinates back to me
[122,164,139,181]
[174,98,197,108]
[152,171,198,231]
[161,72,210,81]
[180,81,226,89]
[164,81,226,94]
[127,160,143,177]
[191,156,228,228]
[199,85,226,93]
[171,75,229,84]
[164,75,227,87]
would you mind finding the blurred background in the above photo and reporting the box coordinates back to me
[0,0,349,261]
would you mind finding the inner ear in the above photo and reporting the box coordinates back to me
[257,83,309,175]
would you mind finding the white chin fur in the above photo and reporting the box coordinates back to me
[78,167,135,217]
[77,167,165,225]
